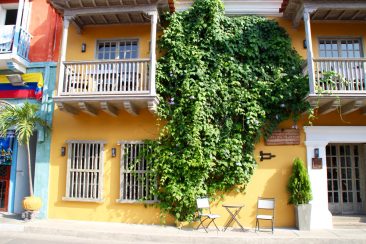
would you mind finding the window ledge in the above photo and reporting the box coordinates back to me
[62,197,104,203]
[116,199,158,204]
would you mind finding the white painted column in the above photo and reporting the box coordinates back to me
[304,140,333,229]
[21,0,30,30]
[12,0,25,55]
[303,8,316,94]
[57,17,71,96]
[148,10,158,96]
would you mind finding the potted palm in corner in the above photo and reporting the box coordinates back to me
[287,157,312,231]
[0,102,49,219]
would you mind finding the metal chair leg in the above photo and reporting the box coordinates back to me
[212,219,220,232]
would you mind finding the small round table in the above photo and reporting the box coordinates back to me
[222,203,245,232]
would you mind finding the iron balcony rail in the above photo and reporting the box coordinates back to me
[313,58,366,93]
[59,59,151,96]
[0,25,31,60]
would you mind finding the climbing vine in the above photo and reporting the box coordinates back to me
[146,0,309,222]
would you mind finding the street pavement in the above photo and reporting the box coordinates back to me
[1,216,366,244]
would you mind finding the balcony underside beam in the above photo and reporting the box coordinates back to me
[55,97,158,116]
[101,102,119,117]
[292,2,366,27]
[341,100,363,115]
[318,100,341,115]
[64,4,157,18]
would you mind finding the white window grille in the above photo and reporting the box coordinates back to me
[96,40,138,60]
[118,141,157,203]
[64,140,105,202]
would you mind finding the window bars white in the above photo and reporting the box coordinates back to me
[64,141,105,202]
[118,141,157,203]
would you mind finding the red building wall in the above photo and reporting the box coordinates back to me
[28,0,62,62]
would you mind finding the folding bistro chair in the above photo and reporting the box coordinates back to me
[196,198,221,232]
[255,197,275,234]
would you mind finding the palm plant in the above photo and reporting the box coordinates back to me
[0,102,49,196]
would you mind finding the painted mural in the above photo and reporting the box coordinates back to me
[0,131,14,166]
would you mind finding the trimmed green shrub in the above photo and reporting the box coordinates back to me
[288,158,313,205]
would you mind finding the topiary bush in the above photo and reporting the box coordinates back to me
[287,158,313,205]
[146,0,310,222]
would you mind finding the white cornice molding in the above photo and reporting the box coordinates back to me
[304,126,366,143]
[175,0,283,16]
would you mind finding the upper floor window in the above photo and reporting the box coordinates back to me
[319,39,362,58]
[64,141,105,202]
[96,40,138,60]
[0,4,18,25]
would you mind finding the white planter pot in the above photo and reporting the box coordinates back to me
[295,204,312,231]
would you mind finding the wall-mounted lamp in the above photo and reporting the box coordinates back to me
[81,43,86,53]
[111,148,117,157]
[61,147,66,156]
[303,39,307,49]
[314,148,319,158]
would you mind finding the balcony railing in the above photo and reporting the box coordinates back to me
[0,25,31,60]
[313,58,366,93]
[59,59,151,96]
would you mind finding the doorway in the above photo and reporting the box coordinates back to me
[327,144,365,214]
[0,165,10,211]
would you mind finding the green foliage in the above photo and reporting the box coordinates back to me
[287,158,312,205]
[0,101,49,196]
[147,0,310,221]
[0,102,49,144]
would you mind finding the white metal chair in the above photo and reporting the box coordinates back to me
[255,197,275,234]
[196,198,221,232]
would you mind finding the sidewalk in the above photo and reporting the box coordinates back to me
[1,214,366,244]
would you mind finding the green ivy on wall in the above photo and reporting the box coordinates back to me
[146,0,310,222]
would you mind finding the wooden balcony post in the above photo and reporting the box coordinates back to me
[148,10,158,96]
[12,0,25,56]
[304,7,317,94]
[57,17,71,96]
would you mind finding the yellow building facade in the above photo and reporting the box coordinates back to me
[47,0,366,229]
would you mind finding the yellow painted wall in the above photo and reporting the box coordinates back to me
[275,19,366,59]
[66,24,151,61]
[48,109,176,224]
[48,19,366,228]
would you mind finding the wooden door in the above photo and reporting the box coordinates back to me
[327,144,364,214]
[0,165,11,212]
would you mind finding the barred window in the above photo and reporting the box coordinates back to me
[63,141,105,202]
[118,141,157,203]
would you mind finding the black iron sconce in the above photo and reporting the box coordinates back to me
[260,151,276,161]
[61,147,66,156]
[111,148,117,157]
[303,39,307,49]
[81,43,86,53]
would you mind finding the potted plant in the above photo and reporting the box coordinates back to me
[0,102,49,218]
[287,157,312,231]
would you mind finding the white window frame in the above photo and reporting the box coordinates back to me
[0,3,18,26]
[63,140,105,202]
[318,37,363,58]
[95,39,139,60]
[117,141,157,204]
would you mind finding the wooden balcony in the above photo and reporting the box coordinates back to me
[54,59,158,116]
[0,25,31,73]
[307,58,366,115]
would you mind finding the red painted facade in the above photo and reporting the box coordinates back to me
[0,0,62,62]
[28,0,62,62]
